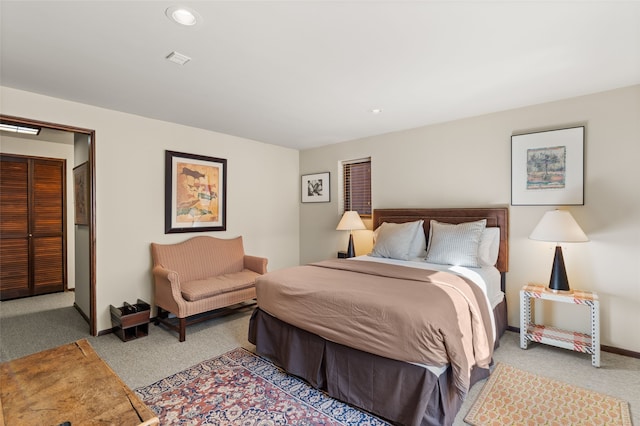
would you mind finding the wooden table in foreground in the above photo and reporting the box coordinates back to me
[0,339,158,426]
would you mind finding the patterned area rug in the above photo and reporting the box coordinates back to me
[465,362,632,425]
[135,347,390,425]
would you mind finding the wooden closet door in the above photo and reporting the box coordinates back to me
[0,157,30,299]
[31,160,65,295]
[0,155,66,300]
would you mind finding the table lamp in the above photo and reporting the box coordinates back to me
[336,211,366,258]
[529,209,588,292]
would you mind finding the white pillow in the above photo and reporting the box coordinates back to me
[478,227,500,267]
[370,220,423,260]
[409,220,427,258]
[425,219,487,267]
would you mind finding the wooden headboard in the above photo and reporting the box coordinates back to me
[372,207,509,273]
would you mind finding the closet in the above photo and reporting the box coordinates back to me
[0,154,66,300]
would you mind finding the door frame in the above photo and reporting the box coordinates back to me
[1,114,97,336]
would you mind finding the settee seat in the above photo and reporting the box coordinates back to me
[181,270,261,302]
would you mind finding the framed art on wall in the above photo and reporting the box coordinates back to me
[73,162,89,225]
[301,172,330,203]
[165,150,227,233]
[511,126,585,206]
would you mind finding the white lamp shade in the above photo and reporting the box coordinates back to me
[336,211,366,231]
[529,210,588,243]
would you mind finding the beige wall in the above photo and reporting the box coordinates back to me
[300,85,640,353]
[1,86,301,333]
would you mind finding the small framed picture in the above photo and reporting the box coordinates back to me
[73,162,89,225]
[301,172,330,203]
[511,126,584,206]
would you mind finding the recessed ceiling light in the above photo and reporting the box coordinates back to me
[370,108,383,114]
[166,6,200,26]
[0,123,41,135]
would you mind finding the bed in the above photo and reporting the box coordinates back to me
[248,207,508,426]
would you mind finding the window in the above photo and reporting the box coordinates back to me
[342,158,371,216]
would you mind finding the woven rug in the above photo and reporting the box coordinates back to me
[135,347,390,425]
[465,362,632,425]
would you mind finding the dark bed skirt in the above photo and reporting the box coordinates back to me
[248,300,507,426]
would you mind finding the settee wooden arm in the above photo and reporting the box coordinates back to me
[244,255,268,275]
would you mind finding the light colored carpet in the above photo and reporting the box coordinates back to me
[1,291,639,425]
[460,333,640,426]
[0,292,90,361]
[465,362,631,425]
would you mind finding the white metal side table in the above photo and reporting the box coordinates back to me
[520,284,600,367]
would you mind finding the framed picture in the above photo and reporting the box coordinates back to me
[511,126,584,206]
[301,172,330,203]
[165,150,227,233]
[73,162,89,225]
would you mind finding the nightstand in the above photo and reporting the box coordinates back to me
[520,284,600,367]
[337,251,348,259]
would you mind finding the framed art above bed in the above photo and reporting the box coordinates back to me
[511,126,585,206]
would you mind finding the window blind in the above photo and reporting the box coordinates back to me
[343,158,371,216]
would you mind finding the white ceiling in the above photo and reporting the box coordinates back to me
[1,1,639,150]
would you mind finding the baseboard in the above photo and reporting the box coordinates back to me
[601,344,640,359]
[506,325,640,359]
[506,325,519,333]
[73,302,89,323]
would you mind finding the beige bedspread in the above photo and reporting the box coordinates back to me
[255,258,494,397]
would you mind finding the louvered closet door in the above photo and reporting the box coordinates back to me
[0,157,30,299]
[31,160,65,295]
[0,155,66,300]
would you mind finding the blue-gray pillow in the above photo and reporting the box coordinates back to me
[370,220,423,261]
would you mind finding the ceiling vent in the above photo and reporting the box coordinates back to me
[166,51,191,65]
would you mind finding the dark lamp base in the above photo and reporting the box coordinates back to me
[346,234,356,258]
[549,245,570,292]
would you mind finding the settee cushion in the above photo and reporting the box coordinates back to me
[181,269,260,302]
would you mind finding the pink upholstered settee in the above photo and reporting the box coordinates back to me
[151,236,267,341]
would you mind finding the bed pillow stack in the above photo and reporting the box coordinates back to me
[369,218,500,267]
[369,220,426,260]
